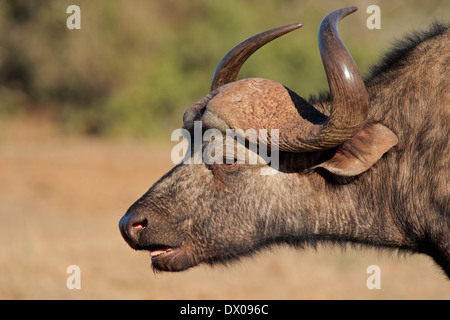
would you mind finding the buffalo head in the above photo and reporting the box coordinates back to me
[119,7,398,272]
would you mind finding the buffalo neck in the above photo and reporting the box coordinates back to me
[265,165,414,252]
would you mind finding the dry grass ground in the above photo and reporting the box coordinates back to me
[0,117,449,299]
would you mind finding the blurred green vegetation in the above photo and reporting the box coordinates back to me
[0,0,448,139]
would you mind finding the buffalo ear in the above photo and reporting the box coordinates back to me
[316,123,398,176]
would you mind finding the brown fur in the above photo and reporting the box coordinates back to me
[119,23,449,277]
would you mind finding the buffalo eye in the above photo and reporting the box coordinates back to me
[208,158,240,173]
[222,157,237,166]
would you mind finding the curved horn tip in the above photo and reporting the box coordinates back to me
[344,6,358,13]
[210,22,303,91]
[333,6,358,18]
[291,22,303,29]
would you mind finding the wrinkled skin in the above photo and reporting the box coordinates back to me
[122,144,326,272]
[119,24,450,276]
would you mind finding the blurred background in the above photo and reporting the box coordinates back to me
[0,0,449,299]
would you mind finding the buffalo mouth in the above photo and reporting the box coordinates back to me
[139,241,194,272]
[145,245,178,262]
[139,244,179,259]
[149,246,174,259]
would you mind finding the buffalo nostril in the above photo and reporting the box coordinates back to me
[119,211,148,248]
[132,219,147,230]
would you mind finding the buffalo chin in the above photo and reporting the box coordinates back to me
[150,247,197,272]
